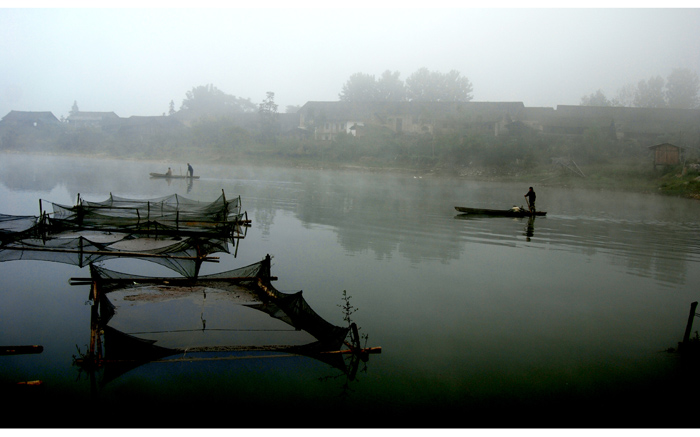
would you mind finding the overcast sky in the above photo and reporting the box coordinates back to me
[1,6,699,119]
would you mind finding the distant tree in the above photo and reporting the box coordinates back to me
[339,73,378,102]
[70,101,79,116]
[405,68,473,102]
[259,91,279,140]
[665,67,700,109]
[180,84,256,116]
[611,84,636,107]
[634,75,667,108]
[168,100,176,116]
[580,89,611,106]
[285,105,301,113]
[376,70,406,101]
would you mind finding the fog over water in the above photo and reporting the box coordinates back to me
[2,154,700,427]
[2,6,699,118]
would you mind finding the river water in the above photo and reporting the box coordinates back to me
[1,153,699,428]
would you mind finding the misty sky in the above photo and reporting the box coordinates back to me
[1,6,699,119]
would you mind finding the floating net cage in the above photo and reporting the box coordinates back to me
[1,192,247,276]
[0,232,230,277]
[88,256,350,353]
[4,193,377,384]
[44,192,246,235]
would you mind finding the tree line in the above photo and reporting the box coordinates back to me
[339,68,473,102]
[156,68,475,119]
[580,67,700,109]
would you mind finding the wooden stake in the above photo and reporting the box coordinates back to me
[682,301,698,346]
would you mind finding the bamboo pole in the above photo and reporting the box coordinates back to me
[321,347,382,355]
[0,245,219,261]
[69,275,277,285]
[88,281,99,358]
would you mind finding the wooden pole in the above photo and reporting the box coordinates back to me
[69,275,274,285]
[88,281,99,359]
[0,245,219,261]
[682,301,698,346]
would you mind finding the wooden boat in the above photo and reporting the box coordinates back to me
[149,172,199,179]
[455,206,547,217]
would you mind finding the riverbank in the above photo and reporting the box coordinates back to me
[231,151,700,198]
[4,149,699,199]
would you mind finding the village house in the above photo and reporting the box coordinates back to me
[297,101,527,141]
[0,110,60,127]
[538,105,700,143]
[2,101,699,151]
[66,111,121,129]
[296,102,700,151]
[116,115,184,137]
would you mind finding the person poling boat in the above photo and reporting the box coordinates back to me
[524,187,536,213]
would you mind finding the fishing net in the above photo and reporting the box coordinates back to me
[0,232,230,277]
[0,213,40,244]
[89,257,349,352]
[46,193,243,232]
[0,213,39,233]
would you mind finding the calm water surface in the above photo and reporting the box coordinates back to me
[1,154,699,427]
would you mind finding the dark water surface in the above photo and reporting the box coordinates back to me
[1,154,699,428]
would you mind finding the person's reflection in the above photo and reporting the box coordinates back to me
[525,216,535,241]
[187,178,193,193]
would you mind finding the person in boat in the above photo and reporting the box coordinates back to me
[187,163,193,178]
[166,167,172,177]
[524,187,536,213]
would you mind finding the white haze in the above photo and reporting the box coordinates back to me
[1,5,699,119]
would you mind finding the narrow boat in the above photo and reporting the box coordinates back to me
[455,206,547,217]
[149,172,199,179]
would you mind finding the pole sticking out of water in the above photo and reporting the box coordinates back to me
[682,301,698,347]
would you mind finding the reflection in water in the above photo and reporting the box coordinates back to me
[452,212,700,286]
[525,215,535,241]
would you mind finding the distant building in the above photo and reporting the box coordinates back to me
[298,101,526,141]
[66,111,121,128]
[0,110,60,127]
[117,115,184,135]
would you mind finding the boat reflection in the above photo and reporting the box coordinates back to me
[525,215,535,241]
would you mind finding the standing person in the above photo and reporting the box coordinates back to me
[166,167,172,177]
[187,163,193,178]
[524,187,536,213]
